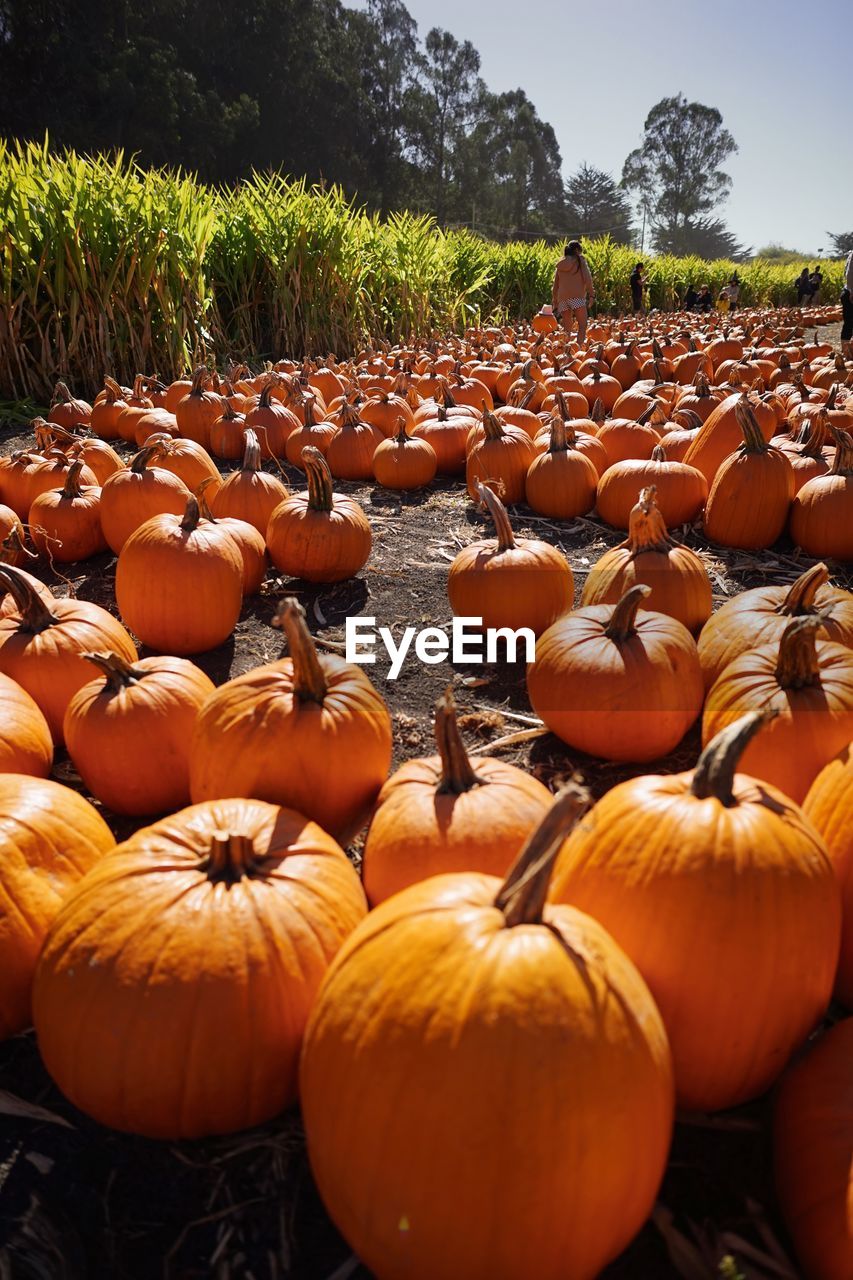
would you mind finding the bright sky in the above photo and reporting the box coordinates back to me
[354,0,852,255]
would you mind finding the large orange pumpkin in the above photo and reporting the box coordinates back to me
[33,798,367,1137]
[527,585,704,762]
[804,743,853,1008]
[300,786,674,1280]
[549,710,841,1110]
[0,672,53,778]
[774,1018,853,1280]
[361,687,552,904]
[0,775,114,1039]
[266,447,372,584]
[189,599,392,843]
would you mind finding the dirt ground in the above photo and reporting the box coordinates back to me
[0,323,850,1279]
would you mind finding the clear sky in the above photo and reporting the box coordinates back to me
[355,0,853,255]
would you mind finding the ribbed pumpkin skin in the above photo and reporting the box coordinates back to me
[549,771,840,1110]
[33,800,367,1137]
[0,672,53,778]
[790,472,853,561]
[525,447,598,518]
[115,512,244,655]
[447,538,572,637]
[703,443,794,550]
[596,457,708,529]
[362,756,552,904]
[0,593,138,744]
[300,873,674,1280]
[683,393,776,484]
[0,776,114,1039]
[581,543,711,635]
[212,467,289,535]
[703,642,853,803]
[804,744,853,1007]
[465,425,537,504]
[697,571,853,691]
[63,656,215,816]
[527,602,704,762]
[99,461,192,554]
[189,658,392,843]
[774,1018,853,1280]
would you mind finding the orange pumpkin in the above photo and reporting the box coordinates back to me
[595,445,708,529]
[525,413,598,518]
[803,743,853,1008]
[266,447,372,584]
[99,444,192,555]
[33,798,367,1137]
[0,671,53,778]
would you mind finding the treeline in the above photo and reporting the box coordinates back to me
[0,0,633,242]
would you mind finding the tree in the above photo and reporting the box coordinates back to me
[828,231,853,256]
[362,0,419,212]
[622,94,737,255]
[564,163,632,244]
[406,28,484,223]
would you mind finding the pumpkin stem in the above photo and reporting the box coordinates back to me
[205,831,258,885]
[180,496,202,532]
[590,398,605,426]
[435,686,483,793]
[0,564,59,633]
[189,366,210,396]
[623,486,672,556]
[480,408,504,442]
[240,428,263,473]
[477,482,516,553]
[130,443,163,474]
[495,784,590,927]
[302,447,335,512]
[60,460,86,499]
[273,597,328,703]
[777,563,829,616]
[51,380,73,406]
[394,416,410,444]
[603,584,653,641]
[774,615,825,690]
[548,413,568,453]
[103,376,125,403]
[829,429,853,475]
[2,526,37,563]
[689,708,779,805]
[82,650,147,691]
[734,398,768,453]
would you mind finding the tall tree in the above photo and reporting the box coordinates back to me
[622,94,737,255]
[362,0,418,212]
[828,231,853,256]
[406,28,484,224]
[564,163,632,244]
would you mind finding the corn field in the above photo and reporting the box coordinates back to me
[0,139,845,401]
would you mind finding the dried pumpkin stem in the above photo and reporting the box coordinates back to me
[477,482,515,553]
[180,496,202,532]
[774,616,824,690]
[240,428,263,472]
[60,460,86,499]
[603,583,653,641]
[130,443,163,474]
[2,526,37,562]
[623,487,672,556]
[206,831,258,884]
[0,564,59,633]
[274,597,328,703]
[302,447,335,513]
[777,563,829,615]
[480,408,504,442]
[83,650,147,691]
[495,784,590,927]
[690,708,779,805]
[435,686,482,794]
[734,398,768,453]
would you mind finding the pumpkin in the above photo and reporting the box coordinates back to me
[362,687,553,904]
[534,400,609,476]
[448,484,572,637]
[697,562,853,691]
[0,565,137,743]
[132,407,180,448]
[774,1018,853,1280]
[114,376,155,443]
[28,460,107,562]
[175,366,227,448]
[595,410,661,469]
[0,451,50,521]
[325,400,384,481]
[90,377,126,439]
[48,381,92,430]
[196,482,268,596]
[115,497,244,655]
[596,445,708,529]
[284,394,339,467]
[527,584,704,761]
[360,385,417,437]
[550,710,841,1110]
[411,400,477,475]
[300,786,674,1280]
[703,616,853,803]
[63,651,215,816]
[703,398,794,550]
[244,379,301,458]
[581,488,712,633]
[683,390,777,485]
[266,447,372,584]
[142,432,222,500]
[525,412,598,518]
[189,598,393,843]
[32,798,367,1137]
[803,743,853,1008]
[465,408,537,504]
[99,444,192,555]
[208,402,248,461]
[0,672,53,778]
[0,504,27,567]
[789,430,853,562]
[372,419,437,490]
[0,775,114,1040]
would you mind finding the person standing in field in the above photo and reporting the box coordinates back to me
[629,262,646,315]
[552,241,595,345]
[841,248,853,358]
[796,268,811,306]
[809,266,823,303]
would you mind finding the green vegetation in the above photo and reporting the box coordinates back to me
[0,141,844,400]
